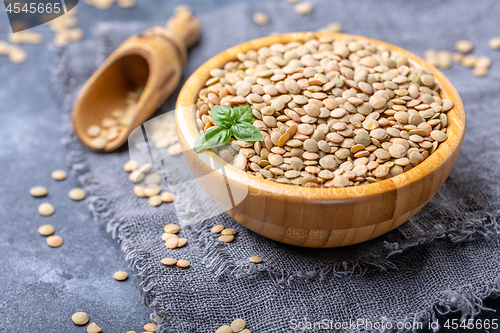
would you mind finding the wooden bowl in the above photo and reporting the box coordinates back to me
[175,32,466,248]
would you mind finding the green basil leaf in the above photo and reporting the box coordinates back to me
[210,105,235,128]
[233,106,254,123]
[193,126,232,153]
[231,122,263,142]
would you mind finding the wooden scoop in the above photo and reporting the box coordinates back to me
[72,10,200,152]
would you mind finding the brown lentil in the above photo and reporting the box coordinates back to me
[216,325,233,333]
[72,312,89,326]
[176,259,190,268]
[489,37,500,50]
[218,235,235,243]
[113,271,128,281]
[134,185,146,197]
[144,323,157,332]
[164,223,181,234]
[30,186,48,197]
[47,235,63,247]
[161,191,175,203]
[294,2,313,15]
[211,225,225,233]
[87,322,102,333]
[51,170,67,180]
[38,203,55,216]
[68,188,86,201]
[38,224,55,236]
[249,256,263,263]
[177,238,187,248]
[253,12,270,25]
[231,319,246,332]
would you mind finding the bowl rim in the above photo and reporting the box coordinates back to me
[175,32,466,201]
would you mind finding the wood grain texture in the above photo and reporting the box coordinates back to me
[72,11,200,152]
[175,32,466,248]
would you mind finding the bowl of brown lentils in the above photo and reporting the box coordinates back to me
[175,32,465,248]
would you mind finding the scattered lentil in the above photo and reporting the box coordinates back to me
[162,232,177,241]
[231,319,246,332]
[8,46,28,63]
[51,170,67,180]
[174,4,191,14]
[168,142,183,156]
[294,2,313,15]
[455,40,473,53]
[134,185,146,197]
[145,173,162,185]
[38,203,55,216]
[144,185,161,197]
[164,223,181,234]
[86,87,142,149]
[68,188,86,201]
[38,224,55,236]
[30,186,48,197]
[488,37,500,50]
[318,22,343,33]
[177,238,187,247]
[47,235,63,247]
[72,312,89,326]
[216,325,233,333]
[143,323,157,332]
[165,237,179,249]
[161,191,175,203]
[176,259,190,268]
[117,0,135,8]
[253,12,270,26]
[161,258,177,266]
[221,228,237,235]
[124,160,139,172]
[218,235,235,243]
[148,195,162,207]
[211,225,225,233]
[196,34,451,188]
[113,271,128,281]
[87,322,102,333]
[249,256,263,263]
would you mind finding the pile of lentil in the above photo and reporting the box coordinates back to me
[195,33,453,188]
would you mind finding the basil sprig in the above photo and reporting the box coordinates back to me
[193,106,263,153]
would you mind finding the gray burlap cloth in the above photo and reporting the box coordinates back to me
[53,1,500,332]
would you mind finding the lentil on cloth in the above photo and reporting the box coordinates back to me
[55,2,500,332]
[46,235,63,247]
[38,224,55,236]
[68,188,86,200]
[51,169,67,180]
